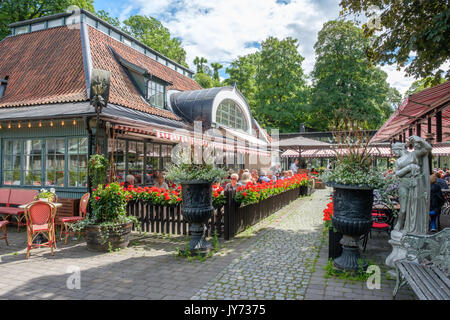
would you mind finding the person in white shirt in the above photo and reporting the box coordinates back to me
[290,159,299,174]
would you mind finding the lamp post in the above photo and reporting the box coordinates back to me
[89,69,111,154]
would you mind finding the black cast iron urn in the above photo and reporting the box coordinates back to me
[181,180,214,255]
[331,184,373,271]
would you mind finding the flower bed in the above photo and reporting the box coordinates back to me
[235,174,309,206]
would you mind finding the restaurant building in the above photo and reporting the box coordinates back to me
[0,9,270,200]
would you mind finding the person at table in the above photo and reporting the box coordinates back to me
[239,172,252,186]
[436,172,448,190]
[266,170,277,182]
[123,174,135,189]
[259,170,271,183]
[225,173,240,191]
[290,158,299,173]
[430,173,445,232]
[154,173,169,190]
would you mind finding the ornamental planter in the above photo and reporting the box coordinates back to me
[328,228,343,260]
[331,184,373,271]
[85,221,133,252]
[180,180,214,255]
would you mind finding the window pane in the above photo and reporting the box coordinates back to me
[46,138,65,187]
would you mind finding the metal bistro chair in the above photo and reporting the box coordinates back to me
[0,220,9,246]
[24,201,57,259]
[362,202,395,252]
[58,193,90,244]
[439,190,450,231]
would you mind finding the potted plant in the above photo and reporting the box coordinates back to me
[71,182,139,251]
[166,162,226,255]
[320,121,385,271]
[35,188,56,202]
[72,154,138,251]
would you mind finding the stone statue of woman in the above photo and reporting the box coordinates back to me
[392,135,432,235]
[386,136,432,270]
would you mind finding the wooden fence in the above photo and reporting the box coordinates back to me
[127,186,306,240]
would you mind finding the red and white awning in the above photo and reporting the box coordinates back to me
[114,124,270,156]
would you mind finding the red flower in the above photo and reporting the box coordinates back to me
[95,196,100,201]
[243,191,247,197]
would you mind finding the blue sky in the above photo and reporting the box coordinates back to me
[93,0,421,96]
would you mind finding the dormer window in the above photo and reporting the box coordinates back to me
[146,78,166,109]
[0,76,8,99]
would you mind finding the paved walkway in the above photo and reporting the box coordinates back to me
[0,189,416,300]
[192,189,326,300]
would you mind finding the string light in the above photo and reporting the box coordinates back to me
[28,122,31,128]
[39,121,42,127]
[73,119,77,125]
[0,124,2,129]
[18,122,21,128]
[8,123,11,129]
[50,121,53,127]
[61,120,65,126]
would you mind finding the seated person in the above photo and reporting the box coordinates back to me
[123,174,135,189]
[437,172,448,190]
[225,173,240,191]
[154,173,169,190]
[239,172,252,186]
[430,173,446,232]
[266,170,277,182]
[259,170,271,183]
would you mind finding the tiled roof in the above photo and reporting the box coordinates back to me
[0,26,87,108]
[0,24,201,121]
[88,26,201,120]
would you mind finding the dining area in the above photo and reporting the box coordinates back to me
[0,188,89,259]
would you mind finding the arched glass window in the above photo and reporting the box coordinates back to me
[216,99,248,131]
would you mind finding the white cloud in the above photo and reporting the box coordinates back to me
[120,0,426,96]
[380,65,416,97]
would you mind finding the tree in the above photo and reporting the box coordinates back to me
[340,0,450,83]
[210,62,223,81]
[225,53,260,112]
[96,10,121,28]
[310,20,397,131]
[254,37,308,133]
[123,15,188,67]
[405,76,447,96]
[194,72,214,89]
[0,0,94,40]
[193,56,208,74]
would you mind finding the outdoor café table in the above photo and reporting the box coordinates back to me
[372,203,400,211]
[18,202,63,209]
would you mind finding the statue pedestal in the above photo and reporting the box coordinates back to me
[385,230,407,276]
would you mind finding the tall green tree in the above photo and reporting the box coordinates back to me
[225,52,260,111]
[123,15,188,67]
[0,0,94,40]
[340,0,450,83]
[254,37,308,133]
[96,9,121,28]
[310,20,397,131]
[193,56,208,74]
[210,62,223,81]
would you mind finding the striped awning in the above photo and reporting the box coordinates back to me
[114,124,270,156]
[432,146,450,156]
[281,146,393,158]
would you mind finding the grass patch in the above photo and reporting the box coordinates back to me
[175,231,220,262]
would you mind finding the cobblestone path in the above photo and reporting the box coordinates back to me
[191,189,329,300]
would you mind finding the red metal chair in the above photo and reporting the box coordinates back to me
[24,201,57,259]
[362,204,394,251]
[58,193,90,244]
[0,220,9,245]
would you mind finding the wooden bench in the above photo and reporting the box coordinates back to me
[393,228,450,300]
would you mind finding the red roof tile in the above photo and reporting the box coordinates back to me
[0,26,87,108]
[87,26,201,120]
